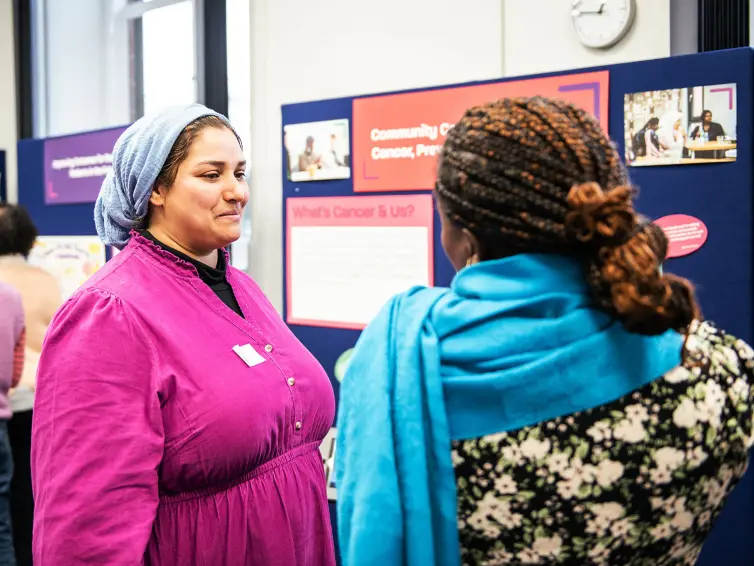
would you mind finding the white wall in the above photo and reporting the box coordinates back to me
[503,0,671,76]
[0,0,17,202]
[249,0,505,311]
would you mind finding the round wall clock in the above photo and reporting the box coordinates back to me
[572,0,637,49]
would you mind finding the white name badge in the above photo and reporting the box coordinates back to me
[233,344,266,368]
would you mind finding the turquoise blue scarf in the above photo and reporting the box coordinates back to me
[335,253,683,566]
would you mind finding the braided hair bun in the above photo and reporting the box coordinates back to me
[436,96,699,335]
[566,182,699,334]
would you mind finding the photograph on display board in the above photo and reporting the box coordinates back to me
[284,119,351,182]
[624,83,737,167]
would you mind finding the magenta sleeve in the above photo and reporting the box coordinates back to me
[32,288,164,565]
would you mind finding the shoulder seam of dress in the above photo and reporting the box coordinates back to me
[65,284,161,390]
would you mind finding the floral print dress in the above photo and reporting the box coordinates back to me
[453,321,754,565]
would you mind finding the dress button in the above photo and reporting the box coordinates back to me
[287,377,296,386]
[264,344,273,353]
[295,421,302,430]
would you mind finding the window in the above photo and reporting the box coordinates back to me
[135,1,197,117]
[30,0,202,137]
[226,0,250,152]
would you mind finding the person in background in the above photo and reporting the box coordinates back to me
[690,110,726,159]
[336,97,754,566]
[298,135,322,172]
[320,133,345,169]
[31,104,336,565]
[631,117,660,159]
[690,109,725,142]
[656,110,686,158]
[0,204,61,566]
[0,281,24,566]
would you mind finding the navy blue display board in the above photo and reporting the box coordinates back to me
[283,47,754,565]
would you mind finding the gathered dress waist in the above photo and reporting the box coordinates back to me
[159,440,322,505]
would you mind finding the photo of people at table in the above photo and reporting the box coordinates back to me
[284,119,351,182]
[624,83,737,167]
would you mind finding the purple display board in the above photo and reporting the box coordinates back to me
[43,126,128,205]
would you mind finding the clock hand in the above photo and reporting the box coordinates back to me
[573,0,607,15]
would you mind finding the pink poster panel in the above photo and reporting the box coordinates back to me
[286,195,434,329]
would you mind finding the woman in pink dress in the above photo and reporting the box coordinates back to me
[31,104,336,565]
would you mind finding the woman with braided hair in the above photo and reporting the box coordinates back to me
[335,97,754,566]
